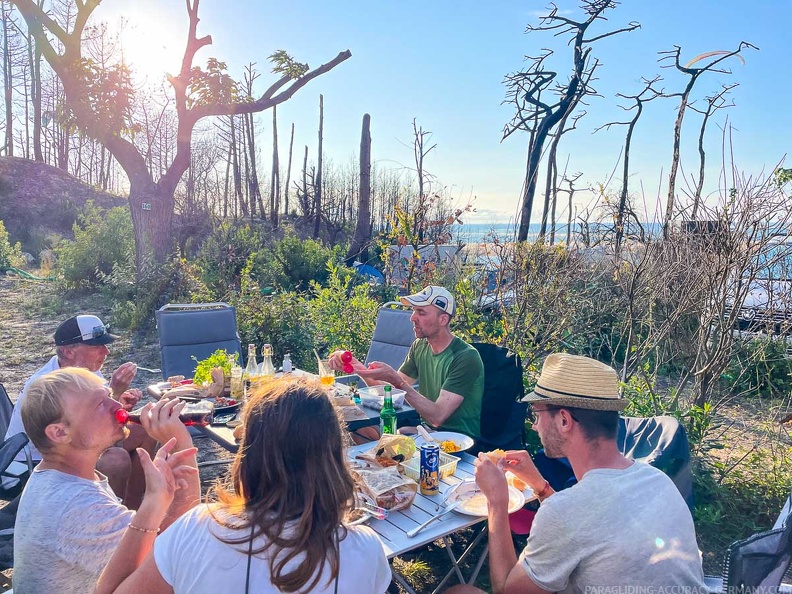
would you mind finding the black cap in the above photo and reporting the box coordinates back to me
[54,315,118,346]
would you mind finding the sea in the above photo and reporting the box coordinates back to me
[452,221,664,244]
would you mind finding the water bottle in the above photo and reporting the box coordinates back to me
[259,343,276,381]
[282,353,293,373]
[380,385,397,435]
[243,343,258,398]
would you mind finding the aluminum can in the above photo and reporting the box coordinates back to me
[420,442,441,495]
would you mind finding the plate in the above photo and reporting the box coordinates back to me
[443,480,525,516]
[413,431,474,453]
[505,471,537,502]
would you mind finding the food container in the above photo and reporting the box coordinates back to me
[357,385,407,409]
[401,451,459,481]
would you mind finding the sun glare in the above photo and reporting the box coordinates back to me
[116,14,184,85]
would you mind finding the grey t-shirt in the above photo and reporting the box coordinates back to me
[14,468,133,594]
[520,461,705,593]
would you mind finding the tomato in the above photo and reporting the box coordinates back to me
[341,351,353,364]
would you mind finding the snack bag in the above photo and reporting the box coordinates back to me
[364,434,417,467]
[353,466,418,511]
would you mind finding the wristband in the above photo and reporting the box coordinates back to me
[128,523,159,534]
[536,480,552,500]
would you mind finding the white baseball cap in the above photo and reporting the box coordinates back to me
[400,286,456,316]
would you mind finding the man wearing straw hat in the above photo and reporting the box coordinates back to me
[447,353,705,594]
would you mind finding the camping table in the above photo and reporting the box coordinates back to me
[347,443,489,594]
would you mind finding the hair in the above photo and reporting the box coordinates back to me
[210,377,354,592]
[21,367,103,453]
[559,407,619,441]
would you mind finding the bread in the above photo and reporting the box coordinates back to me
[484,449,506,464]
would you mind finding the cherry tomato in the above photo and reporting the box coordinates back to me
[115,409,129,424]
[343,363,354,374]
[341,351,353,364]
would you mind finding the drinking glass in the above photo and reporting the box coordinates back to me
[318,359,335,386]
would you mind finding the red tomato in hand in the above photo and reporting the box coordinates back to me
[341,351,353,364]
[343,363,354,374]
[115,409,129,424]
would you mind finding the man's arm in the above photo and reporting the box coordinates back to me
[109,362,138,397]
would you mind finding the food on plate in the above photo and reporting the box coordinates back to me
[439,440,461,453]
[161,385,201,400]
[484,449,506,464]
[213,397,238,407]
[507,474,527,491]
[363,434,417,467]
[167,375,185,387]
[191,348,236,385]
[345,507,369,523]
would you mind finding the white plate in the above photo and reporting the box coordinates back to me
[345,508,373,526]
[413,431,474,453]
[505,471,537,502]
[444,480,525,516]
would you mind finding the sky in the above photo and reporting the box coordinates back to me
[95,0,792,225]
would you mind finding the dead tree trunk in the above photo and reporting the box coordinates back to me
[283,122,294,217]
[313,94,323,238]
[270,105,280,226]
[347,113,372,266]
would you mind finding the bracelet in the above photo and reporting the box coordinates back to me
[128,523,159,534]
[536,480,552,500]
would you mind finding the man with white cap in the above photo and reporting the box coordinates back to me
[446,353,705,594]
[6,314,156,508]
[332,285,484,438]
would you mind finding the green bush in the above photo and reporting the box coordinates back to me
[234,264,316,370]
[307,264,380,364]
[250,234,346,291]
[0,219,24,271]
[725,337,792,399]
[55,202,134,290]
[194,222,266,298]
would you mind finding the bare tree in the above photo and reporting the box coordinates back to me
[270,104,279,226]
[347,113,372,266]
[313,94,323,238]
[10,0,350,269]
[503,0,639,241]
[283,122,294,217]
[658,42,756,237]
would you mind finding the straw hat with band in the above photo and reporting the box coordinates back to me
[521,353,627,411]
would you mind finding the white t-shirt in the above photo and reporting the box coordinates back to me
[13,467,133,594]
[520,461,705,593]
[154,505,392,594]
[6,355,104,462]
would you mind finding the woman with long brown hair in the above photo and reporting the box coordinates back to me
[96,377,391,594]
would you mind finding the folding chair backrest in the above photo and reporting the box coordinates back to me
[156,303,242,380]
[724,510,792,591]
[364,303,415,371]
[618,415,694,510]
[0,384,13,438]
[472,343,526,445]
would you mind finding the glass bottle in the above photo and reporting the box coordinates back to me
[243,343,258,398]
[380,384,397,435]
[282,353,293,373]
[259,343,276,381]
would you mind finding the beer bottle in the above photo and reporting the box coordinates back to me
[380,384,397,435]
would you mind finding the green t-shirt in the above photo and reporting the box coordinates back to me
[399,336,484,437]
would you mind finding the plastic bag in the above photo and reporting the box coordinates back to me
[364,434,417,467]
[353,466,417,511]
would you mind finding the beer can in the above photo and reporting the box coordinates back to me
[420,442,441,495]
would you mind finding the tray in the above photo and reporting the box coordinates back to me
[400,451,460,481]
[357,385,407,410]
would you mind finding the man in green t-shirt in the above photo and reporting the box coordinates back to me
[336,285,484,437]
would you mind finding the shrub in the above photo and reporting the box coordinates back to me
[194,222,266,298]
[250,234,345,291]
[307,264,380,363]
[55,202,134,290]
[0,220,24,271]
[724,336,792,399]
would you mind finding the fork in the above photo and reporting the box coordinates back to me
[135,366,162,374]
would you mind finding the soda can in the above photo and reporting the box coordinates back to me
[420,442,441,495]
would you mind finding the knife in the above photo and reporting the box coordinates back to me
[406,501,463,538]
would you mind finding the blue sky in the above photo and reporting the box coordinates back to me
[98,0,792,224]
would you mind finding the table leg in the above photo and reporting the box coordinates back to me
[390,565,418,594]
[431,526,489,594]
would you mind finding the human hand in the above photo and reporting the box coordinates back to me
[502,450,545,492]
[139,398,190,445]
[475,453,510,511]
[109,362,137,396]
[137,438,199,509]
[118,388,142,411]
[356,361,400,386]
[328,350,365,373]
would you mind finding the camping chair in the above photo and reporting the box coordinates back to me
[363,302,415,369]
[704,502,792,593]
[470,343,527,455]
[0,384,34,499]
[155,303,242,380]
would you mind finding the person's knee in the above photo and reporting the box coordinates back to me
[97,446,131,479]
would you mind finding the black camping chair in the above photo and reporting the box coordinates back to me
[470,343,527,454]
[0,383,34,500]
[363,303,415,370]
[156,303,242,380]
[532,415,694,510]
[704,507,792,593]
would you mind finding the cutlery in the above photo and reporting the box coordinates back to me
[406,501,463,538]
[355,501,389,521]
[416,425,436,444]
[136,365,162,374]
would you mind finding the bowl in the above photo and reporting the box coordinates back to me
[357,385,407,409]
